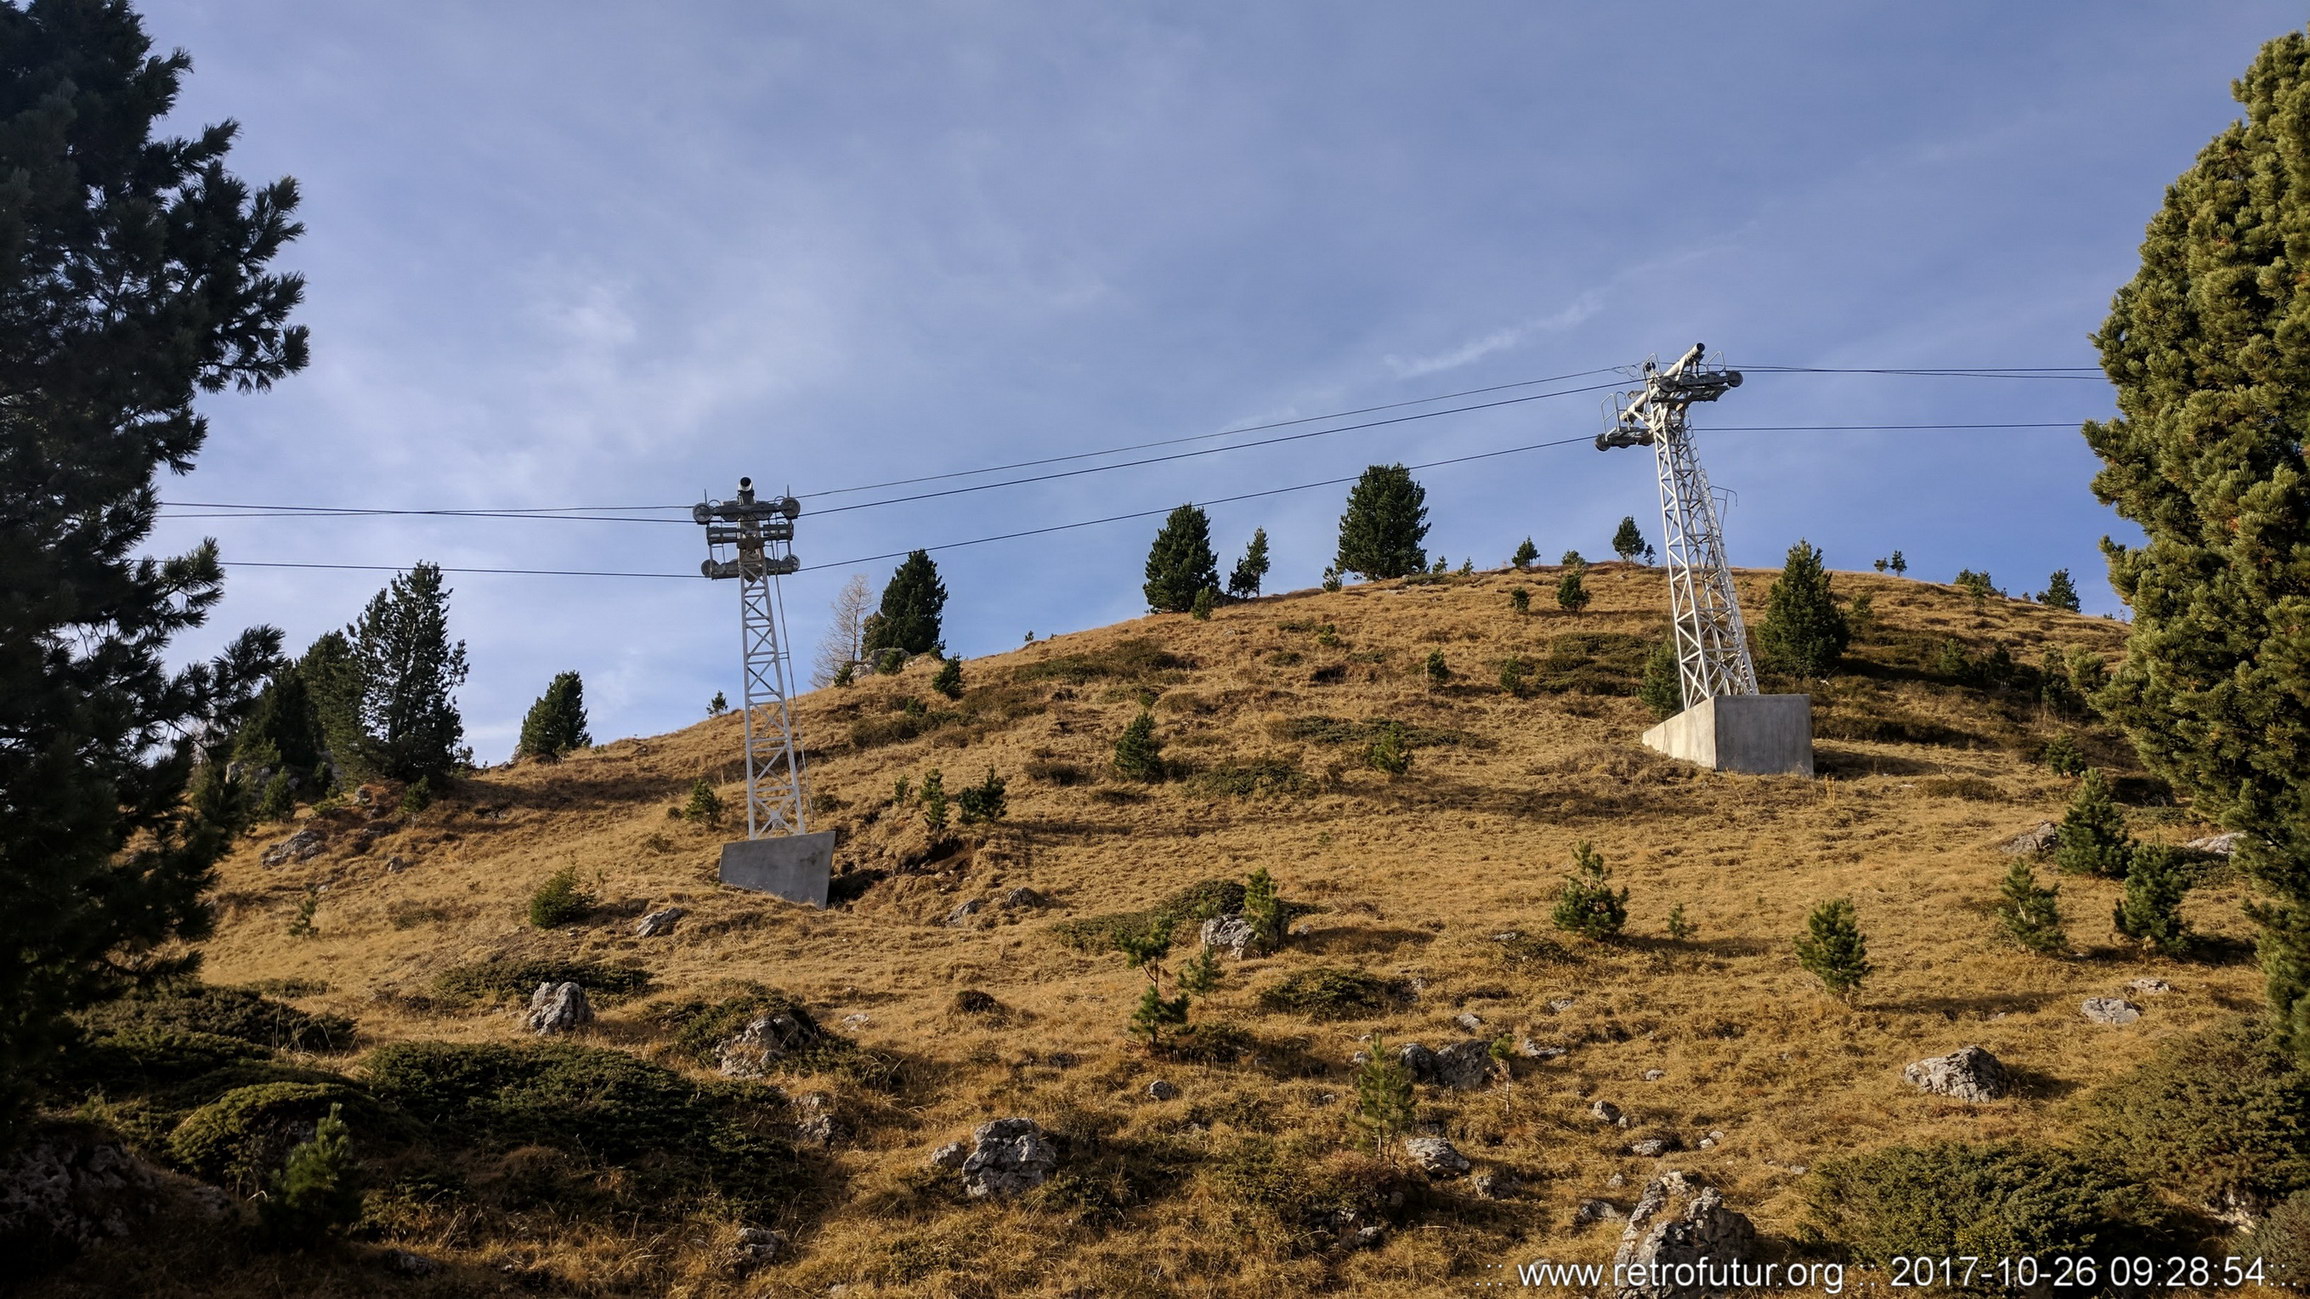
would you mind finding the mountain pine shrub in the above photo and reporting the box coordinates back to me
[1556,567,1590,613]
[1550,842,1627,941]
[2086,1019,2310,1214]
[2055,769,2132,878]
[931,656,963,699]
[1995,859,2066,955]
[1423,650,1449,686]
[1758,540,1850,677]
[1508,587,1530,614]
[1352,1034,1416,1152]
[2115,845,2191,955]
[1803,1142,2168,1274]
[529,867,595,929]
[1114,710,1164,781]
[682,778,724,826]
[956,769,1007,825]
[1366,722,1410,776]
[1640,638,1683,718]
[257,1103,362,1248]
[1795,898,1871,1002]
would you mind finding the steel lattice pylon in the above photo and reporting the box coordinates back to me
[696,479,809,840]
[1597,343,1759,709]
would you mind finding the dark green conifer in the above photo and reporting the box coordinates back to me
[863,551,947,658]
[1757,540,1850,678]
[1227,527,1271,599]
[1511,537,1538,569]
[258,1103,362,1247]
[1114,710,1163,781]
[1639,638,1683,719]
[932,656,964,700]
[1995,859,2067,955]
[1144,504,1219,613]
[1795,898,1871,1003]
[1556,568,1591,614]
[347,563,470,783]
[2115,845,2191,955]
[2037,569,2082,612]
[1612,516,1646,562]
[1550,842,1627,941]
[516,671,590,764]
[1334,464,1429,579]
[1888,550,1908,576]
[2056,768,2133,879]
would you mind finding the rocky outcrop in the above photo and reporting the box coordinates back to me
[715,1010,820,1078]
[1397,1038,1498,1090]
[525,982,592,1035]
[1200,915,1258,957]
[1999,822,2059,855]
[1404,1137,1471,1177]
[634,906,686,937]
[0,1126,197,1271]
[2183,832,2240,856]
[2082,996,2142,1026]
[958,1118,1059,1198]
[260,828,326,867]
[1611,1171,1757,1299]
[1903,1045,2012,1101]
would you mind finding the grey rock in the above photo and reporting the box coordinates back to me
[2082,996,2142,1026]
[1576,1197,1625,1224]
[634,906,686,937]
[1610,1171,1757,1299]
[928,1142,969,1170]
[1590,1099,1624,1125]
[1607,1172,1627,1188]
[1626,1138,1675,1158]
[1200,915,1258,957]
[1001,886,1048,910]
[1455,1011,1486,1033]
[715,1011,817,1078]
[1641,1069,1665,1082]
[794,1093,846,1148]
[260,828,326,867]
[944,898,983,927]
[1147,1079,1178,1102]
[1904,1044,2012,1102]
[1404,1136,1472,1177]
[384,1249,443,1276]
[2183,832,2240,856]
[1514,1036,1559,1059]
[383,855,411,873]
[1471,1168,1517,1199]
[1424,1039,1500,1090]
[1696,1138,1716,1150]
[1549,997,1578,1013]
[960,1118,1059,1198]
[2128,978,2172,995]
[721,1227,787,1276]
[2001,822,2060,855]
[0,1130,167,1262]
[1398,1042,1437,1077]
[525,982,592,1035]
[1353,1224,1386,1248]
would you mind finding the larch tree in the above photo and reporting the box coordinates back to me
[0,0,309,1141]
[1143,503,1219,613]
[811,573,873,688]
[1334,464,1429,580]
[2083,28,2310,1057]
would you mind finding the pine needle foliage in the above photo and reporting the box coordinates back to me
[1556,567,1590,614]
[1114,709,1164,782]
[257,1103,362,1248]
[931,656,964,700]
[1795,898,1871,1002]
[863,550,947,658]
[681,778,724,826]
[1191,587,1216,621]
[1179,944,1222,995]
[528,866,595,929]
[1144,504,1220,613]
[1130,984,1189,1050]
[920,769,949,831]
[1334,464,1430,580]
[1550,842,1627,941]
[1640,638,1684,718]
[1511,538,1538,569]
[1423,650,1450,686]
[2055,769,2132,879]
[956,768,1007,825]
[1241,867,1285,955]
[516,670,590,764]
[1509,587,1530,614]
[2115,845,2191,956]
[708,691,728,715]
[1758,540,1850,677]
[1612,516,1646,562]
[1995,859,2067,955]
[1227,527,1271,599]
[1352,1034,1416,1152]
[348,563,470,783]
[1366,722,1411,776]
[2037,569,2082,612]
[2081,29,2310,1055]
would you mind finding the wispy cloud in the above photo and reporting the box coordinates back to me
[1383,292,1606,378]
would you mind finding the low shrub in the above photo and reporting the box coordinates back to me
[1204,1135,1406,1255]
[1191,758,1314,798]
[1256,967,1407,1021]
[1050,879,1249,955]
[528,866,595,928]
[79,983,356,1054]
[169,1080,375,1191]
[257,1102,363,1248]
[651,982,896,1086]
[2086,1020,2310,1214]
[1014,638,1194,685]
[1550,841,1627,941]
[1803,1142,2169,1276]
[1024,757,1090,786]
[432,958,650,1007]
[2251,1190,2310,1287]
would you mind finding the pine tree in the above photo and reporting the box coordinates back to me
[1556,567,1591,614]
[2037,569,2082,612]
[0,0,311,1142]
[1612,516,1646,563]
[1143,503,1220,613]
[1560,549,1586,569]
[1423,650,1450,686]
[708,691,728,715]
[1794,898,1871,1002]
[2115,845,2191,956]
[1130,984,1189,1051]
[1757,540,1849,678]
[515,670,590,764]
[1639,638,1684,719]
[1226,527,1271,599]
[863,551,947,658]
[1334,464,1430,579]
[234,664,329,793]
[1190,587,1216,621]
[682,778,724,825]
[1873,557,1888,572]
[1551,842,1628,940]
[1888,550,1908,576]
[1995,859,2067,955]
[299,631,366,782]
[1179,943,1222,995]
[258,1103,362,1247]
[1511,537,1538,569]
[2077,28,2310,1035]
[348,563,470,783]
[1367,721,1411,776]
[1352,1033,1416,1151]
[921,768,949,831]
[932,656,964,699]
[1114,709,1163,781]
[1320,567,1342,593]
[1241,867,1284,953]
[2055,768,2133,879]
[1509,587,1530,614]
[956,768,1007,824]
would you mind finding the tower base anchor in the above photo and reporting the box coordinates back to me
[1641,694,1814,776]
[718,831,836,907]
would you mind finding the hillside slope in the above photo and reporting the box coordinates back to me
[36,564,2261,1297]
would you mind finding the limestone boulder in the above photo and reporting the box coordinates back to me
[1404,1137,1471,1177]
[1611,1172,1756,1299]
[2082,997,2142,1026]
[1999,822,2060,855]
[715,1010,819,1078]
[525,982,592,1035]
[1903,1045,2012,1102]
[634,906,686,937]
[959,1118,1059,1198]
[260,828,326,867]
[1200,915,1258,957]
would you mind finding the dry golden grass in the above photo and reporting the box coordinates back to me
[35,565,2267,1298]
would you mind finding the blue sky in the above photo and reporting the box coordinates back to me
[143,2,2302,760]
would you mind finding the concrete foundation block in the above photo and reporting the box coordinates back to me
[718,831,836,907]
[1641,694,1813,776]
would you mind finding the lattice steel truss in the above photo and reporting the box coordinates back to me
[1596,343,1759,709]
[696,478,808,839]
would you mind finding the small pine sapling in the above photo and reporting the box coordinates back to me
[921,768,949,831]
[1511,537,1538,569]
[1995,858,2066,955]
[956,768,1008,824]
[258,1103,362,1248]
[2036,568,2082,612]
[1795,898,1871,1002]
[1352,1033,1417,1152]
[831,662,854,687]
[1665,904,1694,941]
[1191,587,1216,621]
[1423,649,1450,686]
[1560,549,1586,569]
[1456,558,1473,576]
[931,656,963,700]
[1429,555,1449,575]
[1612,515,1645,563]
[1179,943,1222,995]
[1367,722,1411,776]
[708,690,728,715]
[257,771,297,822]
[1114,709,1164,781]
[1498,656,1533,698]
[1509,587,1531,614]
[1639,638,1682,719]
[287,887,319,939]
[1242,867,1284,954]
[1556,567,1590,614]
[2055,768,2132,878]
[682,777,724,825]
[1116,918,1170,974]
[2041,733,2087,776]
[1551,841,1628,940]
[1889,550,1908,576]
[892,775,912,806]
[1130,983,1190,1051]
[527,866,595,929]
[398,776,432,816]
[1873,557,1888,572]
[1321,567,1342,593]
[2114,845,2191,955]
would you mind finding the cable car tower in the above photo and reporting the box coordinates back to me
[1596,344,1811,775]
[696,477,834,903]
